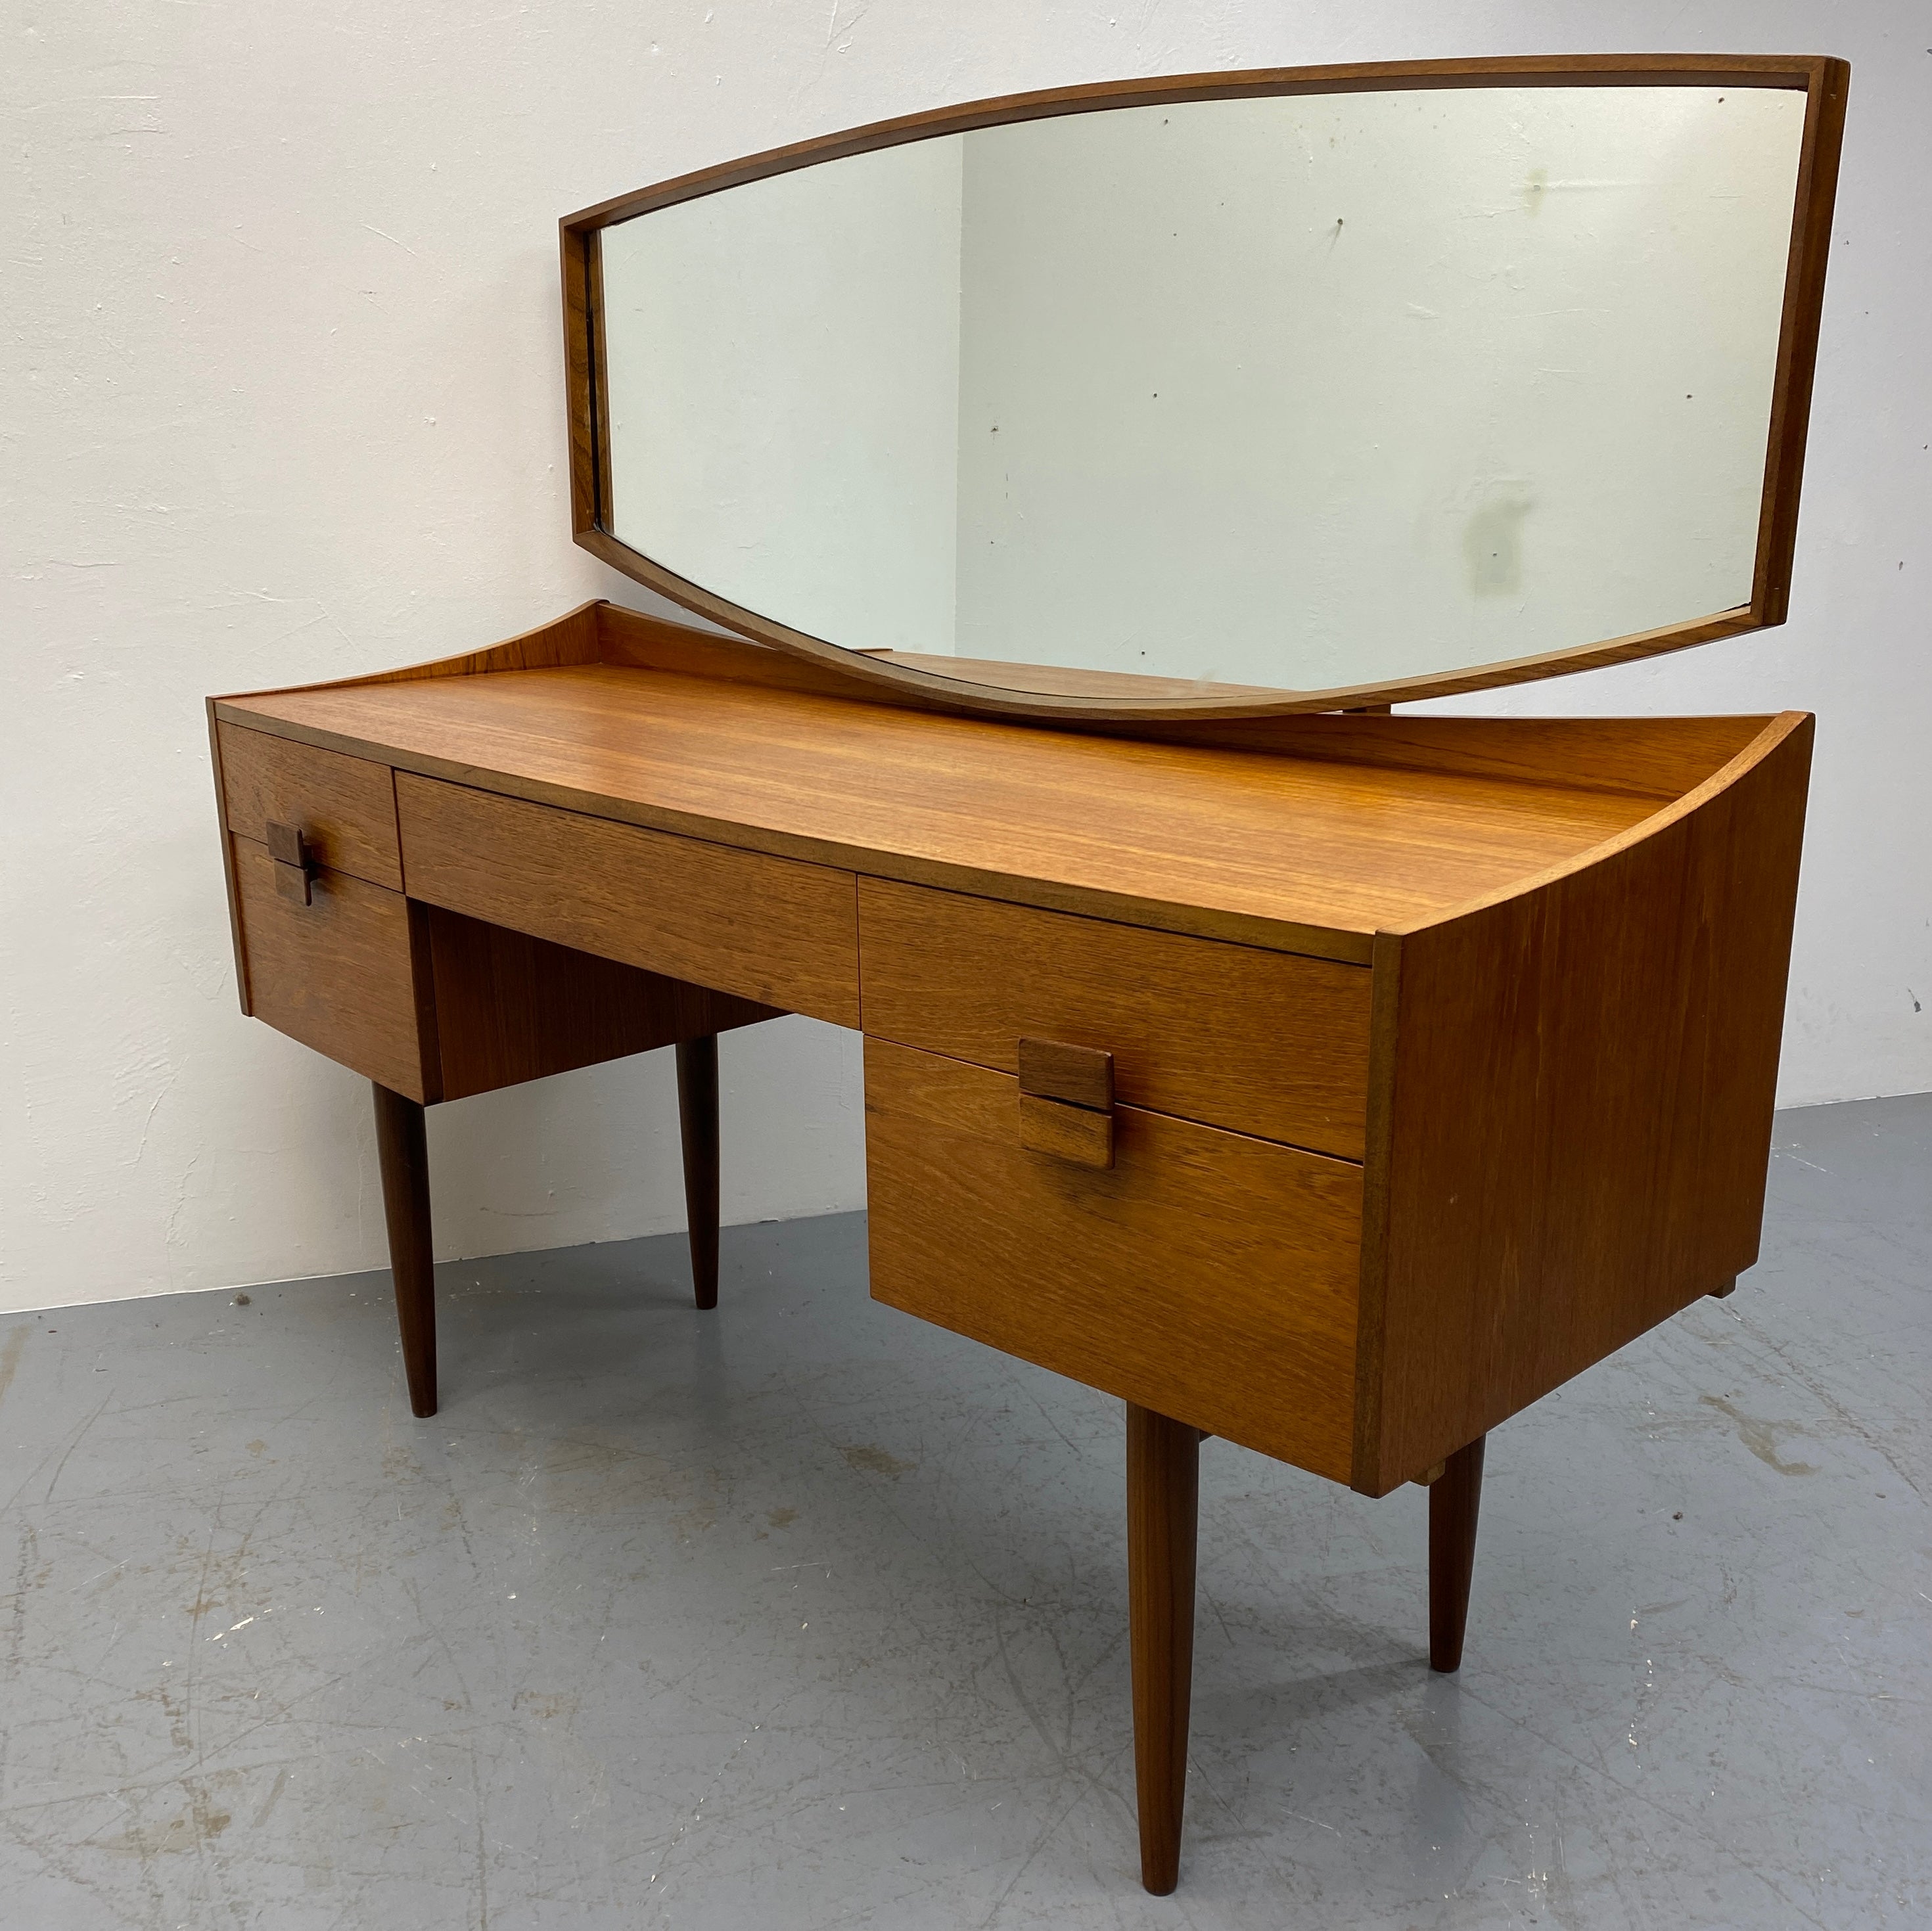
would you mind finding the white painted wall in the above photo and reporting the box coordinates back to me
[4,1,1925,1315]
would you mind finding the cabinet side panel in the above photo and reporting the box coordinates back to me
[1367,719,1812,1489]
[208,698,252,1014]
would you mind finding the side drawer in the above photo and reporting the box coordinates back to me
[863,1037,1361,1479]
[218,723,402,890]
[858,878,1371,1158]
[396,773,860,1026]
[231,836,436,1101]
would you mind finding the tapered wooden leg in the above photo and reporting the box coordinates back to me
[676,1035,720,1311]
[1429,1434,1486,1673]
[372,1082,436,1419]
[1127,1403,1200,1896]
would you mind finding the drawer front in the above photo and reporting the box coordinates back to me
[218,723,402,891]
[864,1037,1361,1479]
[395,773,860,1026]
[859,878,1371,1158]
[231,837,434,1101]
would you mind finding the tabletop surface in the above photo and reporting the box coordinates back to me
[223,662,1663,951]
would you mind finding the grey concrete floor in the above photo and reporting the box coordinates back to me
[1,1095,1927,1930]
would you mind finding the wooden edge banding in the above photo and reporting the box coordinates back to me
[563,226,599,536]
[405,899,445,1106]
[1752,57,1850,625]
[1348,929,1403,1495]
[206,697,252,1016]
[587,231,613,536]
[563,55,1831,230]
[210,602,605,708]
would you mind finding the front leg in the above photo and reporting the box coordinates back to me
[372,1082,437,1418]
[676,1035,720,1309]
[1428,1435,1486,1672]
[1127,1403,1201,1895]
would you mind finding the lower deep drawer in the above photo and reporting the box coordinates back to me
[231,836,434,1100]
[863,1037,1362,1478]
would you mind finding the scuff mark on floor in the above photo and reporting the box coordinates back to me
[0,1328,28,1409]
[1699,1394,1820,1475]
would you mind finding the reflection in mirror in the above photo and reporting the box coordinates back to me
[599,85,1806,696]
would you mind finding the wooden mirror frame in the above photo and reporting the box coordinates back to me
[560,53,1847,722]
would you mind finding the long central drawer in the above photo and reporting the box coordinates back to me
[395,773,861,1026]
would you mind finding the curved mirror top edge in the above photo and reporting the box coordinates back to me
[583,66,1833,708]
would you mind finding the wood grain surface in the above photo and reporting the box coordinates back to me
[596,604,1771,793]
[864,1038,1361,1478]
[591,601,1790,802]
[1085,712,1770,801]
[216,604,603,713]
[218,723,402,890]
[221,665,1661,963]
[1352,714,1814,1492]
[396,771,861,1026]
[424,906,780,1102]
[1017,1091,1115,1169]
[231,838,436,1102]
[863,878,1371,1156]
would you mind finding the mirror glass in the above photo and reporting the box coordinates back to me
[597,85,1806,696]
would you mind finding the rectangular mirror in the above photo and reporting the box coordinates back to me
[565,58,1845,715]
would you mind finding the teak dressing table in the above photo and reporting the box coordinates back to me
[208,57,1844,1896]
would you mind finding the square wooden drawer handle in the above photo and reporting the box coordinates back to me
[1018,1037,1115,1169]
[1017,1037,1113,1111]
[1019,1092,1115,1169]
[266,820,316,905]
